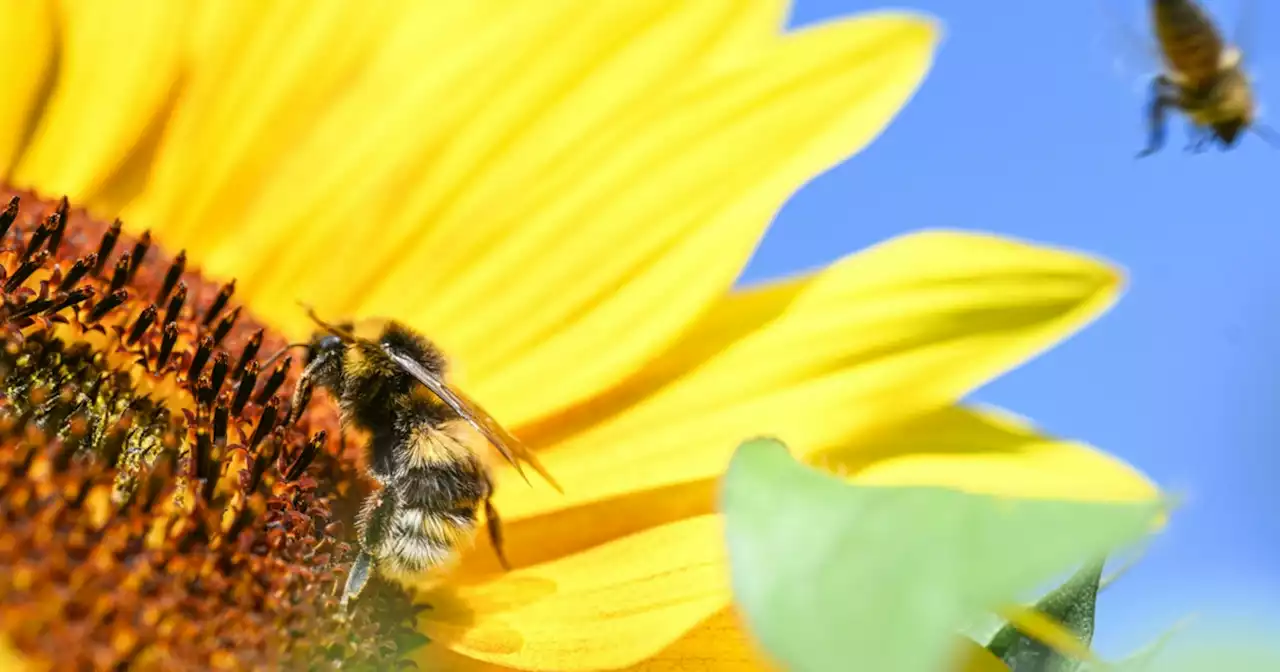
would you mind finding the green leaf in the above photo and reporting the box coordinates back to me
[719,437,1165,672]
[960,611,1009,649]
[986,560,1104,671]
[960,547,1145,656]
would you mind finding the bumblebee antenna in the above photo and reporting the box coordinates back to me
[261,342,311,370]
[297,301,357,342]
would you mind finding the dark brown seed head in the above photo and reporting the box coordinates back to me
[128,230,151,281]
[203,279,235,326]
[109,252,132,293]
[0,197,17,239]
[233,328,263,380]
[126,303,158,346]
[187,334,214,383]
[92,219,121,276]
[47,197,68,255]
[0,187,420,669]
[56,252,95,293]
[156,321,178,369]
[164,281,188,325]
[157,249,187,303]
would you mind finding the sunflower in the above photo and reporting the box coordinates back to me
[0,1,1156,670]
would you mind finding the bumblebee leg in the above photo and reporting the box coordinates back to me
[1192,130,1213,153]
[1137,76,1177,158]
[1183,124,1206,152]
[1182,117,1218,154]
[484,497,512,570]
[287,374,313,425]
[338,550,374,618]
[337,489,395,617]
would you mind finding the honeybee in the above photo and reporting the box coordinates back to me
[1137,0,1280,156]
[279,307,560,614]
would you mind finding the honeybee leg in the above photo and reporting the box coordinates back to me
[484,497,512,570]
[1137,76,1178,158]
[338,489,395,617]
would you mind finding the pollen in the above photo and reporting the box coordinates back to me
[0,188,422,669]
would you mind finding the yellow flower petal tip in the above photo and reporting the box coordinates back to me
[852,10,944,47]
[886,228,1124,287]
[510,227,1138,524]
[846,405,1159,504]
[880,227,1126,330]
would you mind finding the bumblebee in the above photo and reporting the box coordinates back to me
[280,307,560,614]
[1138,0,1278,155]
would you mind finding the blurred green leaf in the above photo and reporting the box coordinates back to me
[720,437,1164,672]
[986,560,1104,671]
[960,611,1009,649]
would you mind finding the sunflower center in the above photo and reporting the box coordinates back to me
[0,188,422,669]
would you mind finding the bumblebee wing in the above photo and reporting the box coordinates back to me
[382,345,563,493]
[439,381,563,493]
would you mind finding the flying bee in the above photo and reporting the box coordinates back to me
[272,306,561,614]
[1137,0,1280,156]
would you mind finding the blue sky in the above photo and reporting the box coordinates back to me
[744,0,1280,657]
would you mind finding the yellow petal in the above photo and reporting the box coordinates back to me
[418,12,940,426]
[419,649,510,672]
[701,0,792,72]
[180,0,770,283]
[417,619,1013,670]
[503,231,1125,520]
[577,613,1008,671]
[839,405,1157,502]
[0,0,55,177]
[472,406,1151,585]
[122,0,419,246]
[10,0,187,201]
[433,407,1149,670]
[420,515,731,671]
[615,610,776,671]
[194,9,938,430]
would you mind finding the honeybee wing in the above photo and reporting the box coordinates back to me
[1230,0,1280,134]
[382,345,563,493]
[1233,0,1256,61]
[1094,0,1165,93]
